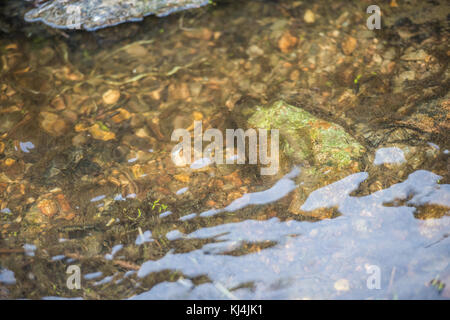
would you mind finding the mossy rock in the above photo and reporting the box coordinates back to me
[248,101,365,172]
[247,101,366,218]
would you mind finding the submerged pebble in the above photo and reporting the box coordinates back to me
[102,89,120,105]
[304,9,315,24]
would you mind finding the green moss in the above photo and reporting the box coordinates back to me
[248,101,364,169]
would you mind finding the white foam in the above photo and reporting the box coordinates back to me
[374,147,406,165]
[136,230,153,245]
[0,268,16,285]
[176,187,188,195]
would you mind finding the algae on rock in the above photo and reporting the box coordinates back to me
[247,101,366,219]
[248,101,364,171]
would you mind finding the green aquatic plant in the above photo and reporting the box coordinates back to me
[353,74,362,84]
[125,208,142,221]
[430,277,446,294]
[151,199,168,213]
[96,121,110,131]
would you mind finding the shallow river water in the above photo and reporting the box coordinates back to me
[0,0,449,299]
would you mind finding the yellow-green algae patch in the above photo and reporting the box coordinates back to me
[248,101,365,171]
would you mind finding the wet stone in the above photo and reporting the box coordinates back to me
[102,89,121,105]
[89,123,116,141]
[303,9,315,24]
[248,101,365,171]
[247,101,365,218]
[39,112,68,137]
[24,0,211,31]
[278,31,298,53]
[342,36,357,55]
[37,199,58,218]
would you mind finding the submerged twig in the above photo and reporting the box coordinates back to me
[95,39,155,64]
[96,57,208,86]
[100,72,157,86]
[179,13,197,31]
[65,252,140,271]
[0,248,26,254]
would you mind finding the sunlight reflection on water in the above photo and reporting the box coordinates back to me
[133,169,449,299]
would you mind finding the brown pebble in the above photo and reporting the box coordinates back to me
[304,9,315,24]
[206,200,216,207]
[125,44,148,57]
[62,212,76,220]
[102,89,120,105]
[55,194,71,213]
[184,28,213,41]
[342,36,357,55]
[4,158,15,166]
[37,199,58,217]
[89,123,116,141]
[52,119,67,133]
[40,111,68,137]
[278,32,298,53]
[66,70,84,81]
[72,133,87,146]
[223,171,243,187]
[51,96,66,110]
[227,191,242,202]
[174,174,190,183]
[111,108,131,123]
[290,70,300,81]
